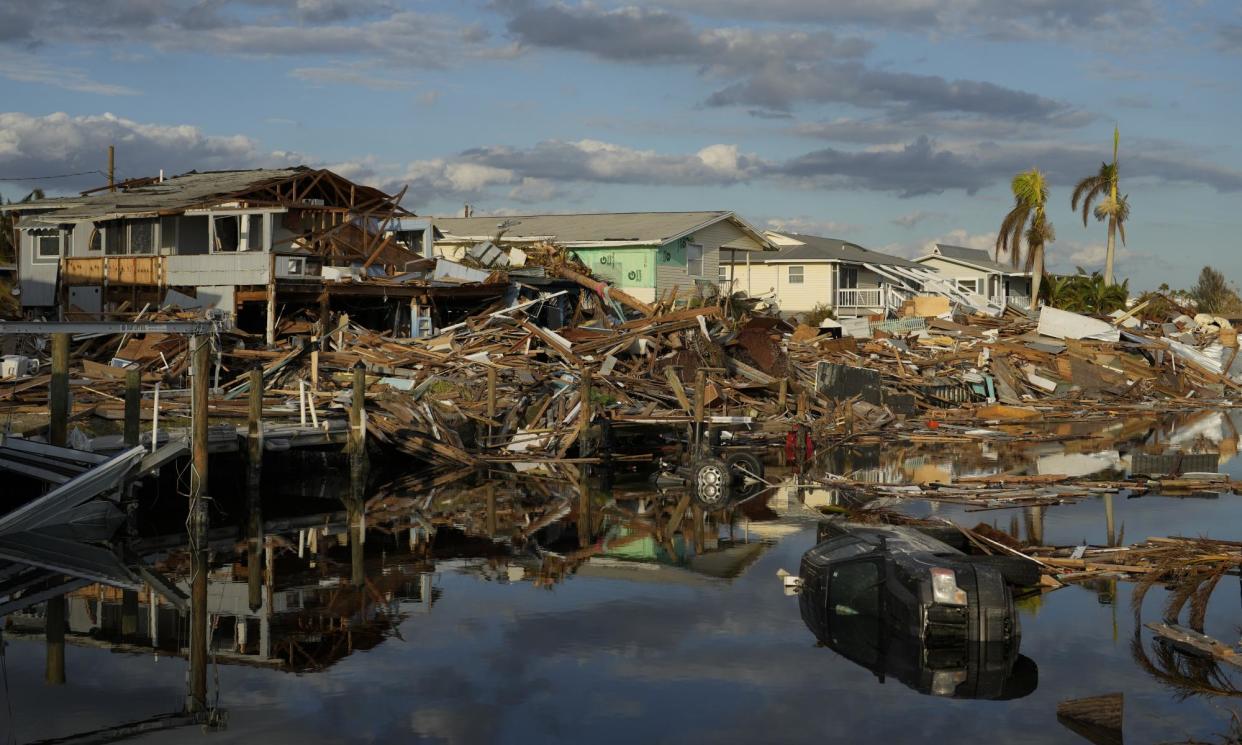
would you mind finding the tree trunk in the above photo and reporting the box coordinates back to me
[1030,244,1045,308]
[1104,218,1116,286]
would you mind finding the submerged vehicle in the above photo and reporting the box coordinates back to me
[797,519,1038,699]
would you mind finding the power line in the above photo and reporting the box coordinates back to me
[0,169,107,182]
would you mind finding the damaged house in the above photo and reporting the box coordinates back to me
[434,211,775,304]
[2,167,506,339]
[720,232,943,317]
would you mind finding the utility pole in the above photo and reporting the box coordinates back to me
[107,145,115,192]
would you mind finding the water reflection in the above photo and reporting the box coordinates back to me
[0,410,1239,743]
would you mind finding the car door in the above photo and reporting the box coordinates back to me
[826,558,885,668]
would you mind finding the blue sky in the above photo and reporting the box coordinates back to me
[1,0,1240,289]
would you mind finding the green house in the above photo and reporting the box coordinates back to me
[433,211,773,304]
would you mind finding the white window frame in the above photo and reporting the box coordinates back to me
[788,265,805,284]
[957,278,979,294]
[685,242,704,278]
[31,230,63,264]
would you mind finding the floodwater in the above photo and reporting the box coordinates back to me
[2,410,1241,744]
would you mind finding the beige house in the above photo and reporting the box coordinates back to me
[720,232,933,317]
[916,244,1033,309]
[433,211,773,303]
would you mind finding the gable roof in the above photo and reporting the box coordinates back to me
[722,232,921,268]
[434,211,772,250]
[920,244,1025,274]
[6,167,401,225]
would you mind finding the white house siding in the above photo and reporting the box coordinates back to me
[916,256,991,285]
[727,262,833,314]
[655,219,762,299]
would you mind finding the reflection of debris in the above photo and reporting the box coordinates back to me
[1058,693,1124,745]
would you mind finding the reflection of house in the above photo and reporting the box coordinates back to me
[1,168,495,340]
[916,244,1033,310]
[720,232,942,317]
[435,211,774,303]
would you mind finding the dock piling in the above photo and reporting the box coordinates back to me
[124,366,140,447]
[187,335,210,715]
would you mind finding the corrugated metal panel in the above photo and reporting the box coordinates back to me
[166,252,269,286]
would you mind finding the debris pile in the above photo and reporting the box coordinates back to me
[4,243,1242,470]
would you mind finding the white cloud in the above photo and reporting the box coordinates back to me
[762,216,858,236]
[290,63,417,91]
[0,111,300,188]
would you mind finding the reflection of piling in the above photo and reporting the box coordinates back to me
[187,335,210,715]
[124,366,140,447]
[1104,493,1116,547]
[121,589,139,638]
[1025,505,1045,545]
[45,594,66,685]
[246,366,264,613]
[486,482,497,538]
[348,362,368,588]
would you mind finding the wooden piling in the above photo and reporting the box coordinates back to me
[578,368,593,456]
[778,378,788,409]
[348,362,366,458]
[124,366,140,447]
[47,332,70,685]
[50,332,70,447]
[44,594,65,685]
[265,254,277,346]
[693,369,706,454]
[187,335,210,715]
[486,366,497,446]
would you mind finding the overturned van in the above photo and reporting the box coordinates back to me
[798,520,1038,699]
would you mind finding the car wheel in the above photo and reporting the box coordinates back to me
[726,452,765,500]
[963,555,1042,587]
[691,458,732,509]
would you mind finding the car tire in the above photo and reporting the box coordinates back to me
[691,458,732,509]
[726,452,765,500]
[963,555,1042,587]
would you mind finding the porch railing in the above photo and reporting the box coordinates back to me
[836,287,884,308]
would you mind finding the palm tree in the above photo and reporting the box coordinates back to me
[1071,127,1129,286]
[996,168,1054,307]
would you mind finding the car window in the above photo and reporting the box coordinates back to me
[829,560,881,617]
[827,559,883,667]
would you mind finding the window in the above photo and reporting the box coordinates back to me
[129,219,156,255]
[88,227,104,253]
[827,560,883,665]
[839,266,858,289]
[105,223,127,255]
[212,215,240,252]
[245,214,265,251]
[957,278,978,294]
[35,232,61,261]
[686,243,704,277]
[829,560,881,617]
[788,265,804,284]
[159,216,178,252]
